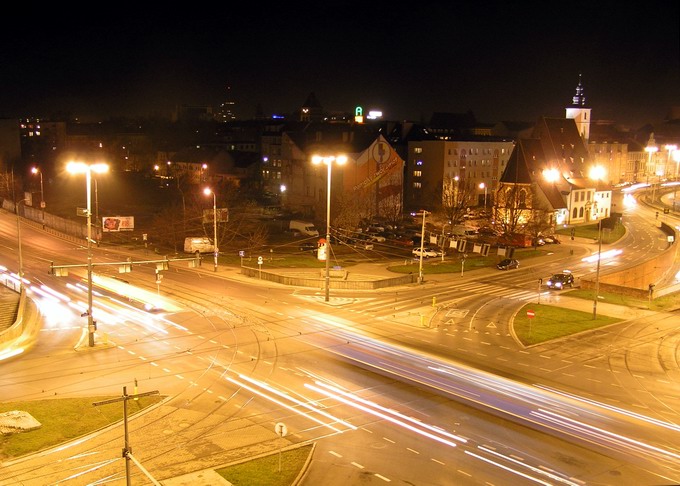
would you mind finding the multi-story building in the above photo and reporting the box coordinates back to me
[404,137,515,213]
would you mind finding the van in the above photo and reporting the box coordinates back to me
[289,220,319,237]
[184,237,215,254]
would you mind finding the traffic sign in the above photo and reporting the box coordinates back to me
[274,422,287,437]
[257,256,263,265]
[527,310,535,319]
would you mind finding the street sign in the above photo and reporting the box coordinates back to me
[527,310,535,319]
[257,256,263,265]
[274,422,287,437]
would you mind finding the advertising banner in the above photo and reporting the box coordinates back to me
[102,216,135,232]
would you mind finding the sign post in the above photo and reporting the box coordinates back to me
[274,422,288,472]
[527,309,535,337]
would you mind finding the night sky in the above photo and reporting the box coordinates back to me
[2,2,678,127]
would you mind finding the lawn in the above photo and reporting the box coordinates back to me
[216,445,313,486]
[513,303,621,346]
[0,395,164,459]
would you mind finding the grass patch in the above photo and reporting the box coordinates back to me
[514,304,621,345]
[216,444,313,486]
[0,396,164,460]
[565,288,680,312]
[387,248,549,275]
[556,222,625,244]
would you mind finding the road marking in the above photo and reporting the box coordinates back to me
[329,450,342,458]
[431,458,445,465]
[374,473,391,482]
[383,437,395,443]
[351,462,364,469]
[406,448,420,454]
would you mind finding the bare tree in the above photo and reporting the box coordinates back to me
[494,182,533,235]
[441,176,476,224]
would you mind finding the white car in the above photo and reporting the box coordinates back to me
[412,247,438,258]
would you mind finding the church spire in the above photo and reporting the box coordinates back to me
[565,74,591,142]
[570,73,587,107]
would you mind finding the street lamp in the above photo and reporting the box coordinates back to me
[31,167,45,228]
[15,198,30,290]
[589,167,604,319]
[479,182,487,209]
[417,210,429,284]
[665,144,678,179]
[645,142,658,198]
[203,187,219,272]
[67,161,109,347]
[312,154,347,302]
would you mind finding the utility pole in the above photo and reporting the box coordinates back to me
[93,386,160,486]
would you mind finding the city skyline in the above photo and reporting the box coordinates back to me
[2,3,678,127]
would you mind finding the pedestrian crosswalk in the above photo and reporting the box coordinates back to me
[299,280,545,315]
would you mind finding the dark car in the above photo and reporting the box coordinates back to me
[546,271,574,289]
[496,258,519,270]
[299,242,317,253]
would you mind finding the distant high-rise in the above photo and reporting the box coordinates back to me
[216,86,236,122]
[565,74,591,142]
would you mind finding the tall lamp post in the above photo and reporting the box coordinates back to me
[589,165,605,319]
[67,161,109,347]
[15,198,29,289]
[31,167,45,228]
[203,187,219,272]
[417,210,429,283]
[479,182,487,209]
[312,154,347,302]
[645,142,658,199]
[665,144,678,180]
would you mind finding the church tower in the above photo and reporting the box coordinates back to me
[565,74,591,142]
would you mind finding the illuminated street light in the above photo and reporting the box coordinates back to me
[542,168,560,183]
[15,198,31,290]
[311,154,347,302]
[479,182,487,208]
[665,144,678,179]
[203,187,219,272]
[30,167,45,228]
[67,161,109,347]
[589,167,604,320]
[416,209,430,284]
[645,141,658,198]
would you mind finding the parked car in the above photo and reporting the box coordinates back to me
[412,247,439,258]
[299,242,317,253]
[352,240,373,250]
[496,258,520,270]
[546,271,574,289]
[542,235,561,244]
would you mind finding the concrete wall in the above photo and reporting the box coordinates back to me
[240,266,417,290]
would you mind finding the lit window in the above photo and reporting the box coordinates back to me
[414,182,422,189]
[416,160,423,166]
[413,170,422,177]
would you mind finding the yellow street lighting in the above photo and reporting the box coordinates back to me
[311,154,347,302]
[67,161,109,347]
[31,167,45,228]
[203,187,219,272]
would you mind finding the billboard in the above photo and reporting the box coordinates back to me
[202,208,229,224]
[102,216,135,232]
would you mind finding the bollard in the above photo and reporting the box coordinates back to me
[432,296,437,307]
